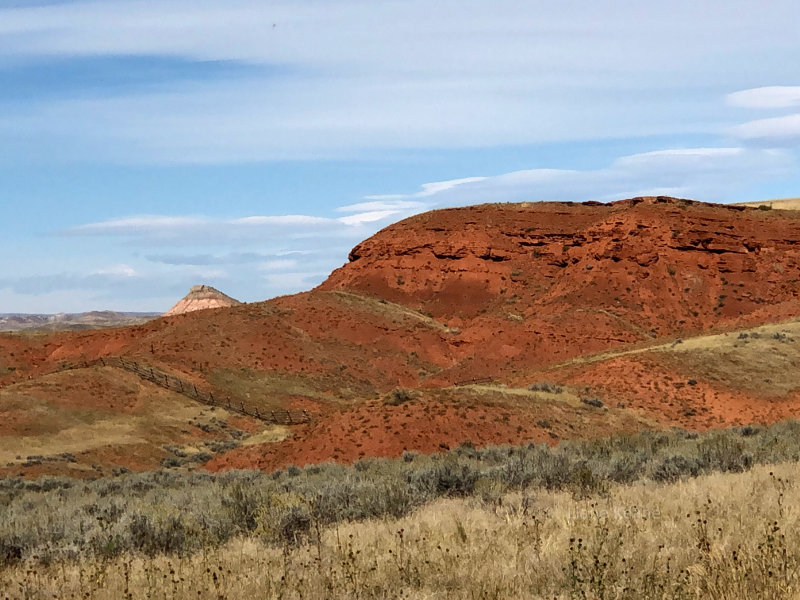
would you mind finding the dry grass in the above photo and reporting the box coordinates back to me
[0,367,247,470]
[4,461,800,599]
[326,290,450,332]
[664,321,800,396]
[737,197,800,210]
[207,367,350,407]
[543,317,800,394]
[239,425,292,446]
[465,382,601,410]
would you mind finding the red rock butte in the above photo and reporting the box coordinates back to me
[5,196,800,476]
[163,285,241,316]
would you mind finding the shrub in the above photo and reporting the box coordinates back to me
[386,388,412,406]
[606,452,648,484]
[0,537,23,568]
[651,455,702,483]
[412,461,479,498]
[8,420,800,562]
[528,382,563,394]
[580,397,604,408]
[699,433,752,473]
[127,512,196,557]
[568,462,608,499]
[257,492,312,546]
[222,483,264,533]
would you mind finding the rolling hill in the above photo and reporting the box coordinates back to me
[3,196,800,476]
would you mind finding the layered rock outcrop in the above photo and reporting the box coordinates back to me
[164,285,241,316]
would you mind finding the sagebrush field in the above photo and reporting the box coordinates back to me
[4,422,800,598]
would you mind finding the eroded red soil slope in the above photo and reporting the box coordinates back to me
[5,197,800,474]
[322,197,800,374]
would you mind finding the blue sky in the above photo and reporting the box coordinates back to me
[1,0,800,313]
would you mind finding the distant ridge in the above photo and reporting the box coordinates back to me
[164,285,242,316]
[0,311,158,332]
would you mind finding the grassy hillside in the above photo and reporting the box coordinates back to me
[0,366,259,478]
[738,197,800,210]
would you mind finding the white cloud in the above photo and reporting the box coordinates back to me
[727,86,800,109]
[729,114,800,146]
[336,200,428,213]
[374,147,794,205]
[364,177,488,201]
[61,210,416,243]
[337,210,401,226]
[62,146,792,250]
[91,264,139,278]
[1,0,798,162]
[71,215,207,234]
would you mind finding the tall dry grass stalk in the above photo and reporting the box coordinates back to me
[3,461,800,599]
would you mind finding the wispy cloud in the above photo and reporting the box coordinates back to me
[1,1,799,163]
[729,114,800,147]
[727,86,800,109]
[145,251,312,266]
[61,209,413,243]
[336,200,428,213]
[372,147,793,206]
[61,146,793,249]
[363,177,488,201]
[91,264,139,278]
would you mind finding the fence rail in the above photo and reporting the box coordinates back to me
[73,356,312,425]
[453,376,494,387]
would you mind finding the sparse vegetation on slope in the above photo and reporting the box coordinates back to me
[3,420,800,568]
[4,428,800,598]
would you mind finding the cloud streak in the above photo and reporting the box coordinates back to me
[1,1,799,163]
[730,114,800,147]
[61,146,793,248]
[61,207,418,243]
[727,86,800,109]
[371,147,794,206]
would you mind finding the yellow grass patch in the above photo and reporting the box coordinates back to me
[241,425,293,446]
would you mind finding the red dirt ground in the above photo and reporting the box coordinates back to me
[206,387,655,472]
[4,197,800,475]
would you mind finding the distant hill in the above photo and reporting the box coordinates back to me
[0,311,159,332]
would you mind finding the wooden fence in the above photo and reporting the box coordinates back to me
[89,356,311,425]
[453,376,494,387]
